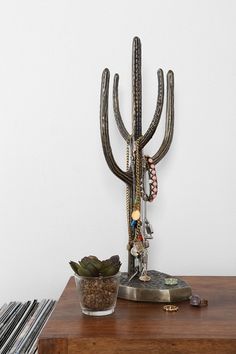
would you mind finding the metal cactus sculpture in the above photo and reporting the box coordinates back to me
[100,37,191,302]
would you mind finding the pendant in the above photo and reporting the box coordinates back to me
[130,246,139,257]
[143,240,149,248]
[137,234,143,241]
[132,209,141,221]
[145,219,154,239]
[131,219,137,228]
[139,274,151,282]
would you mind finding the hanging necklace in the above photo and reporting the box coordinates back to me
[128,138,155,282]
[126,140,132,251]
[130,138,145,260]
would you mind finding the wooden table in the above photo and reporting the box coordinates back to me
[38,276,236,353]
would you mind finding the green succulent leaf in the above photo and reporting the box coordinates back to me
[81,256,102,272]
[100,264,120,276]
[109,255,120,264]
[80,256,101,276]
[100,255,121,276]
[69,261,81,275]
[76,263,94,277]
[69,255,121,277]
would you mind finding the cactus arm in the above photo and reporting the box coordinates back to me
[132,36,142,139]
[113,73,131,142]
[152,70,174,164]
[140,69,164,149]
[100,68,132,185]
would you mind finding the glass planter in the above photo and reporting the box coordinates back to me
[74,272,120,316]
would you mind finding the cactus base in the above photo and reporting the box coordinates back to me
[118,270,192,302]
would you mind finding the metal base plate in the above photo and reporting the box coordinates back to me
[118,270,192,302]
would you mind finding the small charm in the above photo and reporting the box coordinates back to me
[143,240,149,248]
[131,220,137,228]
[145,219,154,239]
[130,241,144,257]
[132,210,141,221]
[137,234,143,241]
[139,274,151,282]
[164,277,178,286]
[130,246,139,257]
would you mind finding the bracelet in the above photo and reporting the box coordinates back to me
[142,156,158,202]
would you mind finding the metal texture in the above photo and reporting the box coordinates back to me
[99,37,175,282]
[113,74,131,143]
[119,271,192,303]
[132,37,142,140]
[140,69,164,149]
[152,70,174,164]
[100,69,132,185]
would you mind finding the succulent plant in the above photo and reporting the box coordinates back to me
[69,255,121,277]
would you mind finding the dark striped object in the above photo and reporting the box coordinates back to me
[0,300,55,354]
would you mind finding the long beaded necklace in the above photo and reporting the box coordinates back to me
[132,137,142,238]
[126,135,158,282]
[126,140,132,248]
[129,138,145,271]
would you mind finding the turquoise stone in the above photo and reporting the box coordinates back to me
[131,220,137,228]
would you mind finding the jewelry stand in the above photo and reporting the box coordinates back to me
[100,37,191,302]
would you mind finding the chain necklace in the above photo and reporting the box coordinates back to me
[133,137,142,239]
[129,137,144,254]
[127,137,153,282]
[126,141,132,247]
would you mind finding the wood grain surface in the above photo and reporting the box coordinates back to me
[38,276,236,354]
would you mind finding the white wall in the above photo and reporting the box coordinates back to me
[0,0,235,302]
